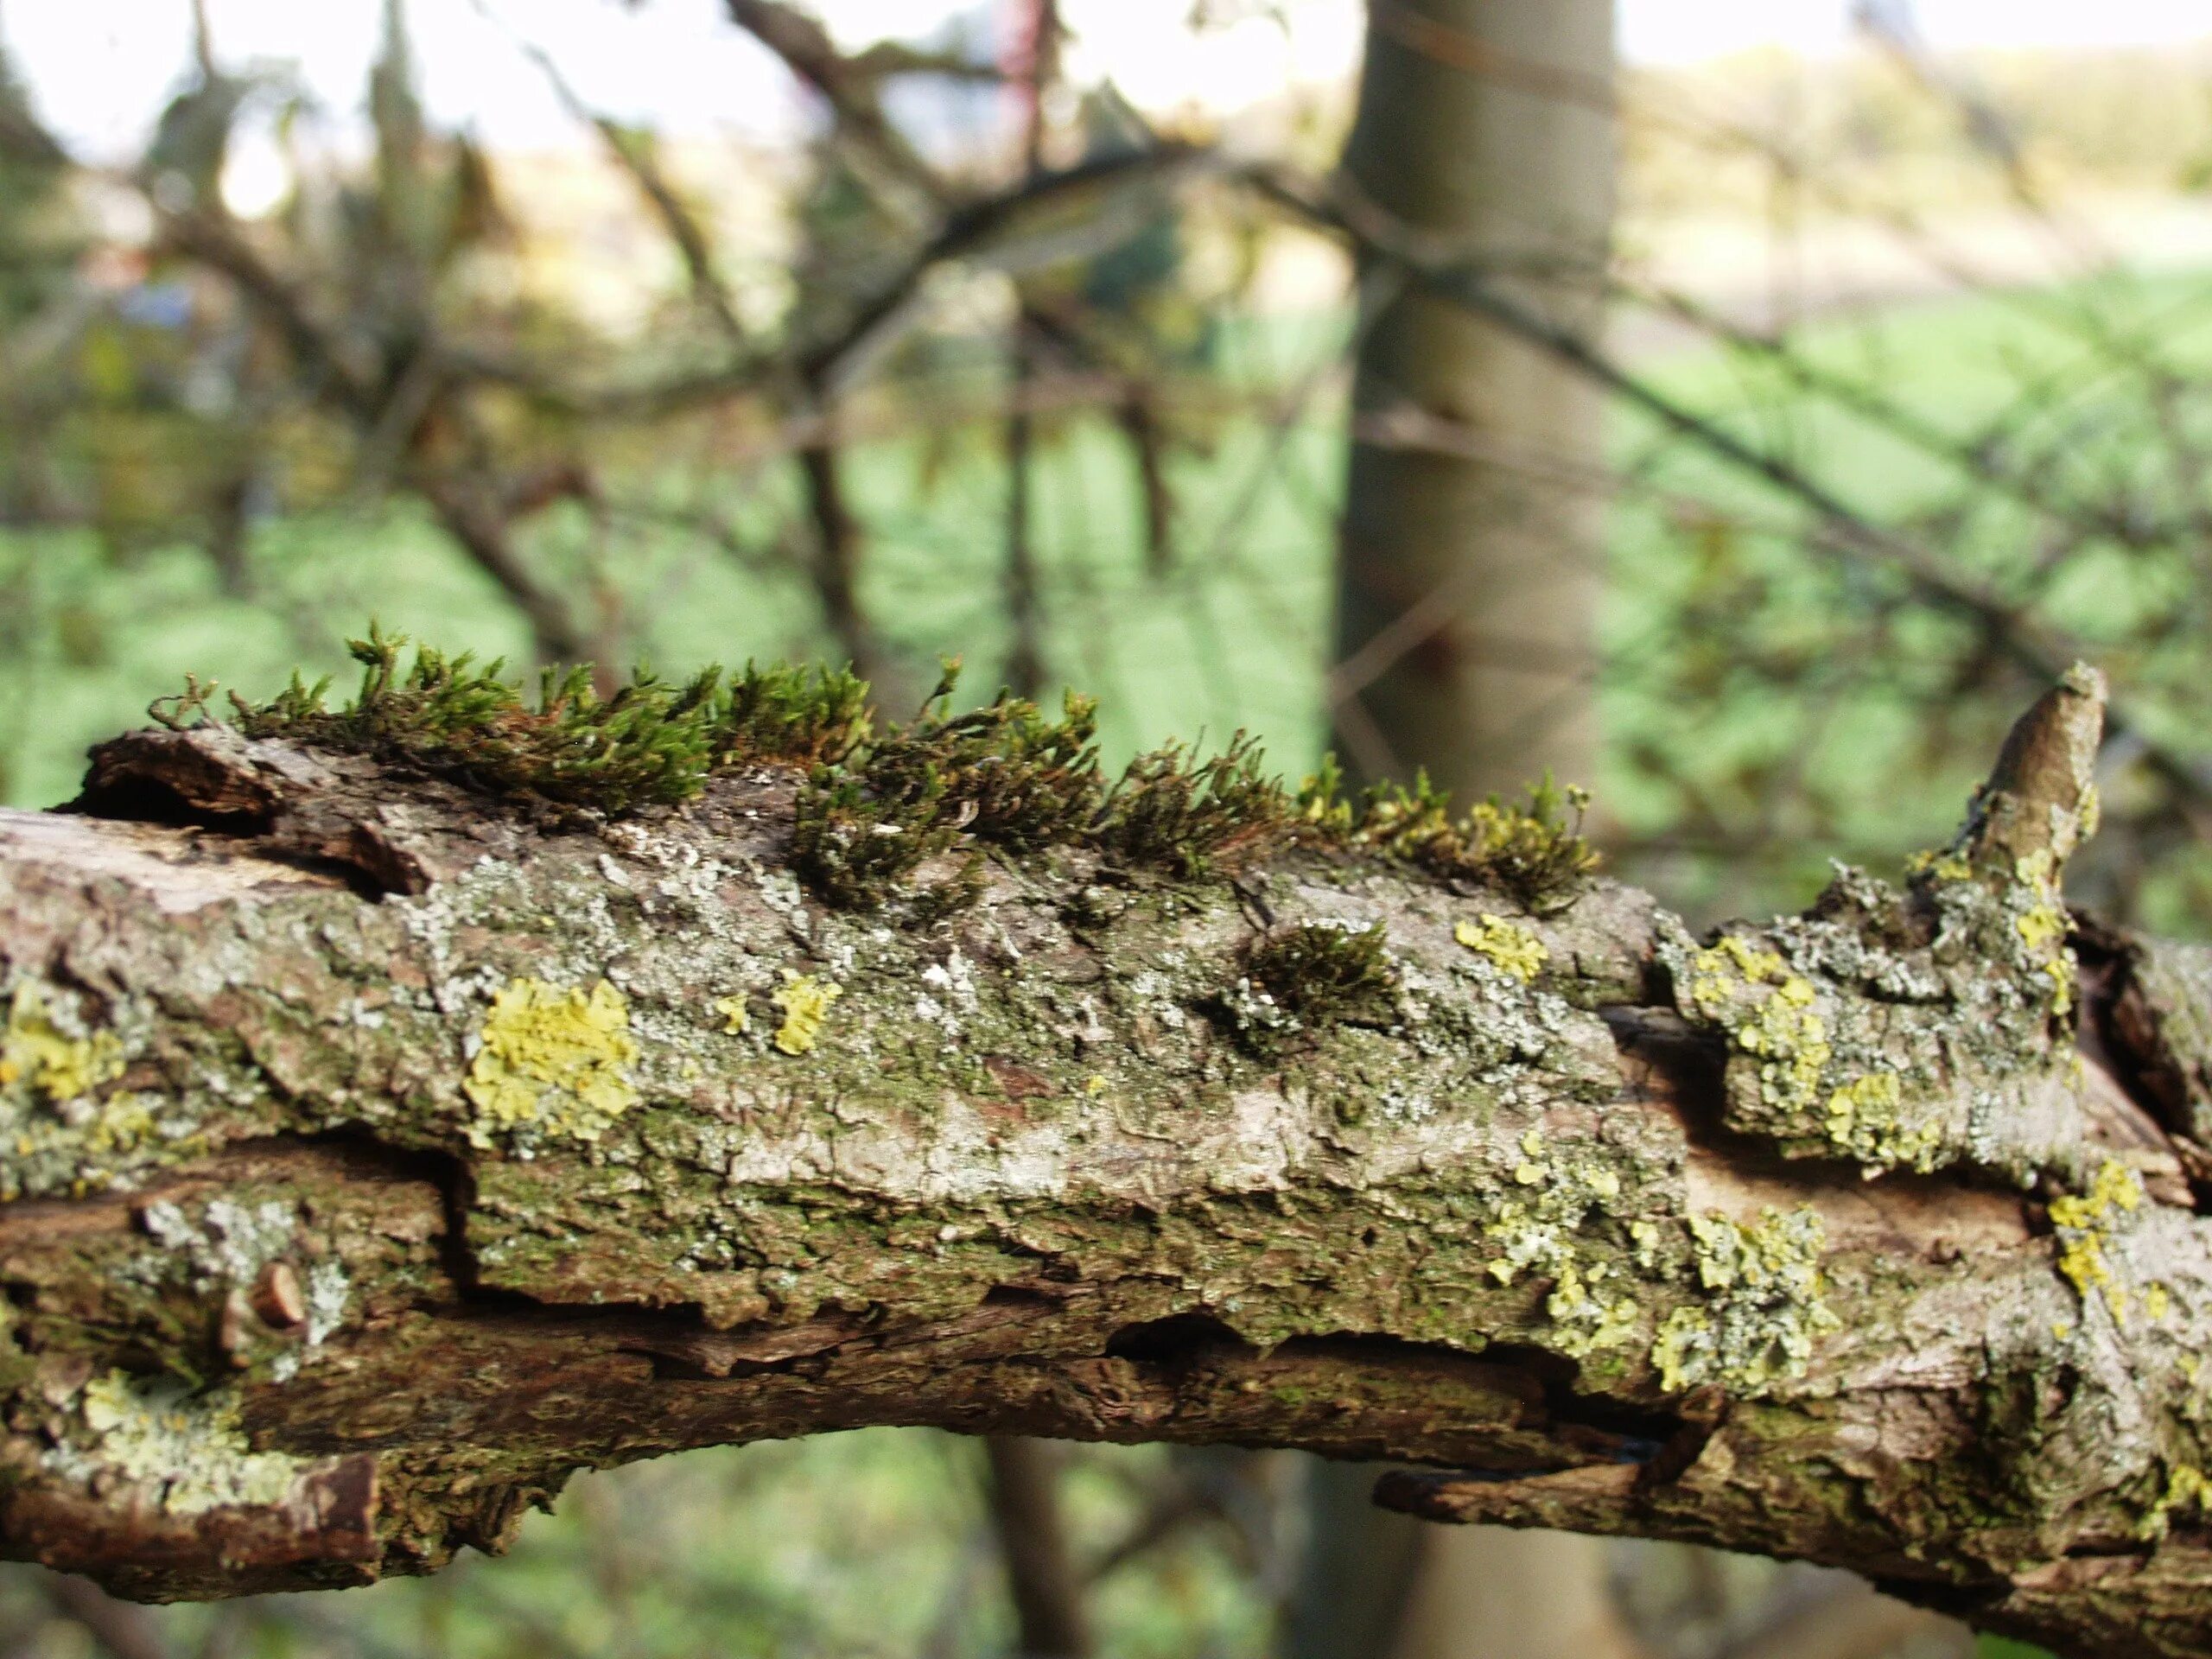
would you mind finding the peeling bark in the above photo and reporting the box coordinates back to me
[0,679,2207,1658]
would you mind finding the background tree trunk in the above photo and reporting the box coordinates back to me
[1331,0,1613,800]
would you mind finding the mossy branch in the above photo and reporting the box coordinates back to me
[9,655,2208,1659]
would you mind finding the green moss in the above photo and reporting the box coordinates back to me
[462,977,641,1150]
[1247,923,1397,1027]
[162,633,1605,913]
[1299,761,1599,913]
[718,661,872,766]
[219,625,725,813]
[1096,734,1287,879]
[791,663,1103,907]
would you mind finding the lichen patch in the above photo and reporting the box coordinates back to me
[463,977,640,1148]
[46,1371,307,1515]
[771,970,842,1057]
[1650,1206,1839,1395]
[2049,1159,2145,1324]
[1454,915,1548,983]
[0,982,124,1103]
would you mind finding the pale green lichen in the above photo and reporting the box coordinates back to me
[1822,1071,1943,1176]
[139,1197,296,1290]
[2049,1159,2144,1324]
[771,970,842,1057]
[0,982,124,1103]
[1649,1206,1839,1395]
[463,978,640,1148]
[46,1371,306,1515]
[1453,916,1548,984]
[1481,1133,1639,1358]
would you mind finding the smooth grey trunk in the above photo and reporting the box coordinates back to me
[1330,0,1613,801]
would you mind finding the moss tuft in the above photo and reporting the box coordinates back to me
[1096,734,1287,879]
[1299,760,1599,913]
[159,635,1605,913]
[1226,922,1398,1050]
[718,662,872,766]
[227,625,724,813]
[791,662,1103,907]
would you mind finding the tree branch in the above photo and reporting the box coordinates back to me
[0,673,2206,1657]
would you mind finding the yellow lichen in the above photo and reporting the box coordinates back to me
[2147,1282,2172,1324]
[2049,1159,2145,1324]
[1651,1306,1713,1393]
[771,969,842,1057]
[1733,976,1830,1104]
[462,978,639,1147]
[1454,915,1548,983]
[1681,938,1830,1108]
[1649,1207,1839,1395]
[1904,849,1974,881]
[1822,1071,1942,1175]
[0,984,123,1103]
[2017,902,2068,954]
[713,995,751,1035]
[1542,1260,1639,1357]
[1684,934,1788,1016]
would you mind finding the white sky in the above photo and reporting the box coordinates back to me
[1,0,2207,168]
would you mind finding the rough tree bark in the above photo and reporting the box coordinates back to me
[0,669,2206,1659]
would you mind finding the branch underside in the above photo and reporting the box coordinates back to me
[0,711,2208,1659]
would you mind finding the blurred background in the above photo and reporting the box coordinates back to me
[0,0,2209,1654]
